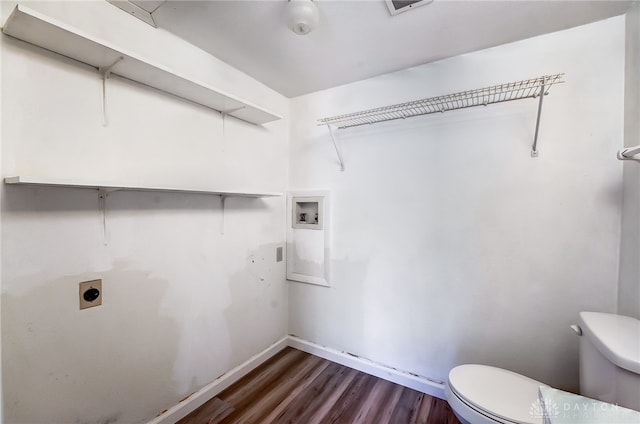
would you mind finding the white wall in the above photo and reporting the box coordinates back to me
[1,1,289,423]
[288,17,624,392]
[0,2,631,422]
[0,3,4,420]
[619,3,640,319]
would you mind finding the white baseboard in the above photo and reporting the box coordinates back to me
[148,335,446,424]
[147,336,289,424]
[287,336,446,400]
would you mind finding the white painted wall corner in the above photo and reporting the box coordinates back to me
[148,335,445,424]
[147,336,289,424]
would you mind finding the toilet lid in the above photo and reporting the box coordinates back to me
[448,364,544,424]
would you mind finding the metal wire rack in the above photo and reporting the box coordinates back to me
[318,74,564,170]
[318,74,564,129]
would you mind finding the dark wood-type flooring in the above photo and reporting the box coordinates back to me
[178,347,460,424]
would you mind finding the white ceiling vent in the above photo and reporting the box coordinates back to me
[106,0,162,27]
[385,0,433,16]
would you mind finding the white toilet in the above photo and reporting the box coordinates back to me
[446,364,546,424]
[446,312,640,424]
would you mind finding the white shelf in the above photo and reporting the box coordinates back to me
[319,74,564,129]
[319,74,564,167]
[2,5,282,125]
[4,176,282,198]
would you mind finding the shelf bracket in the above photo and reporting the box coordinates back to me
[617,145,640,161]
[531,82,545,158]
[326,124,345,171]
[99,56,124,127]
[97,188,120,245]
[97,188,109,246]
[220,195,226,235]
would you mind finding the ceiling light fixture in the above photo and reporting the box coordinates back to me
[286,0,319,35]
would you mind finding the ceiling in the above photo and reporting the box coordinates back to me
[130,0,632,98]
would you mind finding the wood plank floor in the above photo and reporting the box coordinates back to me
[178,347,460,424]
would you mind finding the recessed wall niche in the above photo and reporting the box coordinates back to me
[292,196,324,229]
[287,191,330,287]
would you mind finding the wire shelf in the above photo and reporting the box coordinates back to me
[318,74,564,129]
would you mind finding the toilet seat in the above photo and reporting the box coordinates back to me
[447,364,545,424]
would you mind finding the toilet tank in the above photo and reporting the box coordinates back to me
[578,312,640,411]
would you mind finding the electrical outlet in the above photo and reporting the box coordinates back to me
[79,279,102,310]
